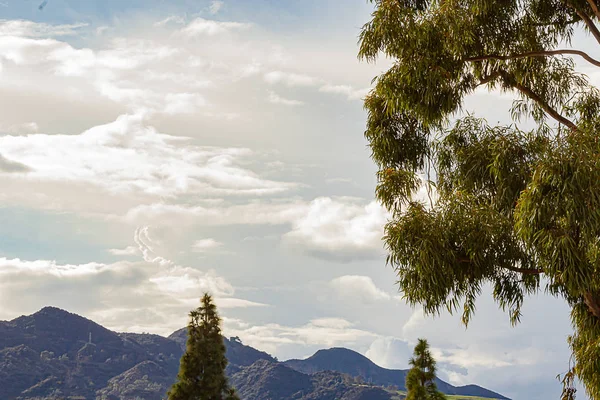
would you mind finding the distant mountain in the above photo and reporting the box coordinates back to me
[0,307,509,400]
[169,327,276,369]
[0,307,177,400]
[231,359,392,400]
[285,348,509,400]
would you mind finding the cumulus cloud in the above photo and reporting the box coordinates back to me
[108,246,139,256]
[319,84,370,100]
[264,71,320,87]
[0,153,31,173]
[0,248,266,336]
[268,90,304,106]
[123,198,311,228]
[223,316,378,355]
[154,16,186,27]
[0,19,87,37]
[0,121,38,135]
[330,275,392,303]
[215,298,268,308]
[191,238,223,253]
[365,337,413,370]
[178,18,251,37]
[283,197,389,261]
[0,114,298,213]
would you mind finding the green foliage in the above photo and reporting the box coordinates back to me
[359,0,600,398]
[167,293,240,400]
[405,339,446,400]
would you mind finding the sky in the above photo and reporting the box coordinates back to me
[0,1,588,399]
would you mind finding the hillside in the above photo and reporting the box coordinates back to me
[0,307,509,400]
[285,348,508,399]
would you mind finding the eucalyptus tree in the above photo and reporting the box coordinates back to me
[359,0,600,397]
[168,293,239,400]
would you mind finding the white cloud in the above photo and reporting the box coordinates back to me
[0,20,87,37]
[108,246,139,256]
[216,298,269,308]
[179,18,251,37]
[124,200,308,227]
[365,337,412,369]
[0,114,298,212]
[223,317,378,355]
[283,197,389,261]
[268,90,304,106]
[154,16,186,27]
[330,275,392,302]
[163,92,207,114]
[192,238,223,253]
[402,308,426,336]
[0,153,31,173]
[209,1,225,15]
[0,121,38,135]
[0,255,263,335]
[264,71,320,87]
[319,84,370,101]
[149,267,233,297]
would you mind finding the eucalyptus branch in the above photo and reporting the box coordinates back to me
[499,72,578,130]
[466,49,600,68]
[586,0,600,21]
[529,18,578,27]
[584,291,600,319]
[567,2,600,45]
[476,71,502,87]
[457,257,544,275]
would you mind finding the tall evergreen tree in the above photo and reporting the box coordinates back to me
[359,0,600,397]
[168,293,239,400]
[405,339,446,400]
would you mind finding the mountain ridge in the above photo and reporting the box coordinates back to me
[0,307,509,400]
[285,347,508,399]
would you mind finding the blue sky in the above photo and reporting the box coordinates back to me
[0,1,586,399]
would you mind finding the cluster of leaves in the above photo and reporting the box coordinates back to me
[168,294,239,400]
[360,0,600,398]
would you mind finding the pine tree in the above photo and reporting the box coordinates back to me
[167,293,239,400]
[405,339,446,400]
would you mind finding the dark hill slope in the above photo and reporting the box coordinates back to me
[231,359,392,400]
[169,328,275,368]
[285,347,508,400]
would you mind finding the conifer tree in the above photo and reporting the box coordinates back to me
[405,339,446,400]
[168,293,239,400]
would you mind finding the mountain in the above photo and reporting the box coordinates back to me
[0,307,509,400]
[168,327,276,370]
[285,348,509,399]
[231,359,392,400]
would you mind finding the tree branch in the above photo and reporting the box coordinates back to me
[476,71,501,87]
[586,0,600,21]
[584,291,600,319]
[457,256,544,275]
[567,2,600,45]
[466,49,600,68]
[499,72,578,130]
[503,265,544,275]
